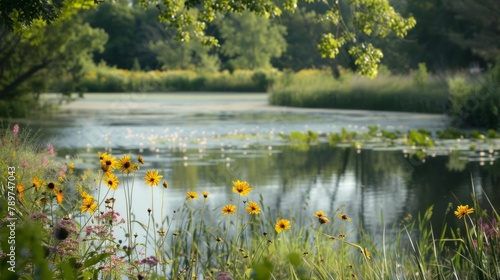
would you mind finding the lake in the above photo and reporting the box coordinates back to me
[14,93,500,241]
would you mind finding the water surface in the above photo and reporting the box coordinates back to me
[15,93,500,240]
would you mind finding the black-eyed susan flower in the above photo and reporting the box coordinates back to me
[55,189,64,204]
[158,229,166,236]
[80,191,92,200]
[138,155,145,164]
[81,196,97,214]
[100,154,118,172]
[319,217,330,224]
[232,180,252,196]
[275,219,291,233]
[104,173,119,190]
[246,201,260,215]
[338,214,351,222]
[162,181,168,188]
[16,184,24,200]
[98,152,110,161]
[314,211,326,218]
[187,191,198,200]
[222,204,236,215]
[454,205,474,219]
[47,182,57,191]
[144,170,163,187]
[118,155,138,174]
[202,191,209,199]
[32,176,42,189]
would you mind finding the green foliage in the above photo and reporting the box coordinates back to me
[150,36,220,72]
[413,62,428,88]
[445,0,500,62]
[0,0,95,32]
[407,130,434,147]
[136,0,415,77]
[218,12,287,70]
[0,11,107,117]
[0,96,38,118]
[436,127,466,139]
[348,43,384,78]
[447,64,500,129]
[280,130,319,151]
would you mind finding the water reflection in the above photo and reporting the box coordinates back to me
[7,93,500,242]
[81,143,500,240]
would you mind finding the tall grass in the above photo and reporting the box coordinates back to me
[1,124,499,279]
[269,69,449,113]
[75,66,278,93]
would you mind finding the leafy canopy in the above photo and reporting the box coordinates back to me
[2,0,416,77]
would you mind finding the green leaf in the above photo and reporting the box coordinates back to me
[82,253,112,269]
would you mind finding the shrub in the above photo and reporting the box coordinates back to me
[447,64,500,129]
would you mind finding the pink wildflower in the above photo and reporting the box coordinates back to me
[47,143,55,156]
[13,124,19,136]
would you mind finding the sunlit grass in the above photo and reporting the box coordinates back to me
[269,69,449,113]
[1,124,499,279]
[78,65,278,93]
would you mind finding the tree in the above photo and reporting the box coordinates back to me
[149,35,219,72]
[445,0,500,62]
[0,13,107,115]
[397,0,481,72]
[1,0,416,78]
[0,0,95,31]
[85,2,168,70]
[217,12,286,70]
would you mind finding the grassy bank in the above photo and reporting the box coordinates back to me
[1,124,499,279]
[268,69,449,114]
[76,68,276,93]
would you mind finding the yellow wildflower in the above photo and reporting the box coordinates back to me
[232,180,252,196]
[246,201,260,215]
[222,204,236,215]
[454,205,474,219]
[275,219,291,233]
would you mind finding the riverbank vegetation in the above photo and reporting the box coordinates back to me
[2,0,499,129]
[77,65,276,93]
[269,61,500,129]
[2,124,499,279]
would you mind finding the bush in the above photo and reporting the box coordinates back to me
[447,64,500,129]
[0,95,39,118]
